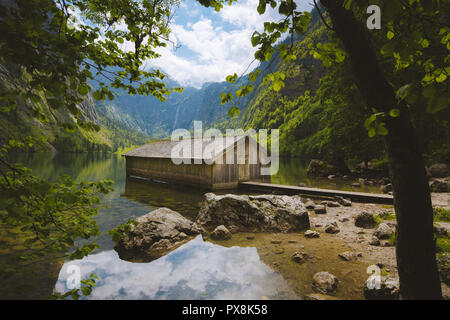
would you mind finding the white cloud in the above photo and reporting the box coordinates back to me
[55,236,296,299]
[148,0,297,88]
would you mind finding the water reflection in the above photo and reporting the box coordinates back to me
[55,235,297,300]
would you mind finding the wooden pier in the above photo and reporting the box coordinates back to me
[239,181,394,204]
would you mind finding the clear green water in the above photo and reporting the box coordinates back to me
[1,153,371,300]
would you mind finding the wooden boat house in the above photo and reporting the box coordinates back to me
[123,135,268,189]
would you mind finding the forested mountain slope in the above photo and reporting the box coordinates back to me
[214,7,449,169]
[0,62,149,153]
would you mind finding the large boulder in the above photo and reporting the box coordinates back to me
[428,163,448,178]
[312,272,339,295]
[114,208,200,262]
[306,159,339,177]
[196,193,310,233]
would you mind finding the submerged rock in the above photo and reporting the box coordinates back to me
[312,272,339,295]
[338,251,361,262]
[114,208,200,262]
[210,225,232,240]
[304,230,320,238]
[304,293,340,300]
[196,193,310,233]
[291,251,309,264]
[325,221,340,234]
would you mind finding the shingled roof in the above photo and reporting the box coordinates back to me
[123,135,250,161]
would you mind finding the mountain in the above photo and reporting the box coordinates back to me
[0,62,149,153]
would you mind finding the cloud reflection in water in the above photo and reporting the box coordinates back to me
[55,235,296,300]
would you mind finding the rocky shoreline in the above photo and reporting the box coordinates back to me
[113,189,450,300]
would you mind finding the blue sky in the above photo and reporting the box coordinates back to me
[148,0,313,88]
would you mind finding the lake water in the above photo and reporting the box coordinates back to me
[0,153,371,299]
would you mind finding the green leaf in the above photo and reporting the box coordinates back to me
[257,0,266,14]
[396,84,411,101]
[387,31,395,40]
[226,73,238,84]
[77,85,89,96]
[389,109,401,117]
[228,106,240,118]
[376,125,389,136]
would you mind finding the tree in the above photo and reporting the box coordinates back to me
[0,0,182,294]
[202,0,447,298]
[317,0,444,299]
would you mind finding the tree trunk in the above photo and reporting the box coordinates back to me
[319,0,442,299]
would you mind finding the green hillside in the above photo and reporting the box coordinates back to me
[0,63,149,153]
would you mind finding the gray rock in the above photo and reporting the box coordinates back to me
[312,272,339,295]
[339,217,349,222]
[338,251,360,261]
[114,208,200,262]
[373,223,394,240]
[437,253,450,286]
[291,251,309,264]
[326,201,341,208]
[210,225,232,240]
[325,221,340,234]
[304,200,316,209]
[304,230,320,238]
[334,196,352,207]
[381,183,393,194]
[354,211,377,228]
[351,183,361,188]
[328,175,336,180]
[364,276,400,300]
[196,193,310,233]
[314,205,327,214]
[369,236,381,246]
[428,163,448,178]
[434,224,448,237]
[298,182,307,187]
[430,180,449,193]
